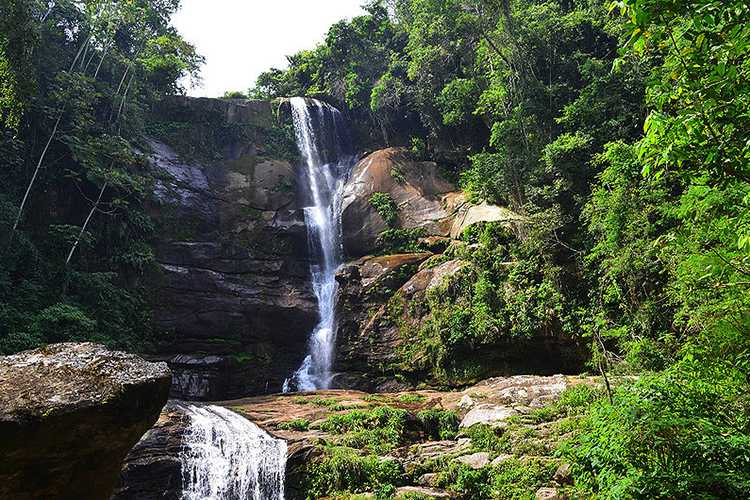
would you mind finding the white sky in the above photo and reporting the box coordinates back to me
[172,0,367,97]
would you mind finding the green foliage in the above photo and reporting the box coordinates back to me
[489,457,559,500]
[398,394,427,403]
[319,406,407,452]
[262,120,300,163]
[466,424,512,456]
[390,164,405,183]
[303,447,402,499]
[221,91,248,99]
[277,419,310,431]
[618,0,750,185]
[369,192,399,227]
[416,409,459,440]
[378,227,428,255]
[0,0,200,355]
[562,361,750,499]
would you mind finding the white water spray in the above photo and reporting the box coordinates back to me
[180,404,287,500]
[284,97,355,391]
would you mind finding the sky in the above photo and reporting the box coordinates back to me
[171,0,367,98]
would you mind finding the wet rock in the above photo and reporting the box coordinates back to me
[112,402,186,500]
[169,354,234,400]
[0,343,171,500]
[146,136,317,398]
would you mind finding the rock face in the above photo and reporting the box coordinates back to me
[145,97,318,399]
[112,402,186,500]
[448,197,524,239]
[334,253,432,388]
[341,148,459,256]
[0,343,171,500]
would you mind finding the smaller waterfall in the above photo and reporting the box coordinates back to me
[180,404,286,500]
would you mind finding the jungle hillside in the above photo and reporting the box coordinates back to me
[1,0,750,498]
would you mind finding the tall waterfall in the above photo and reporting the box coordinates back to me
[180,404,287,500]
[285,97,355,391]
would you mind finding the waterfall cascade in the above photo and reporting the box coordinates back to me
[285,97,356,391]
[180,404,287,500]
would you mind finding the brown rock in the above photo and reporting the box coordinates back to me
[536,487,561,500]
[341,148,459,255]
[0,343,171,500]
[554,462,574,486]
[112,403,186,499]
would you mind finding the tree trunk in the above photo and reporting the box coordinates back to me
[66,181,107,264]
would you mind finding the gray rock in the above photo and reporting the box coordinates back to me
[449,197,524,239]
[536,487,561,500]
[419,473,441,487]
[146,135,317,398]
[456,452,491,469]
[460,404,519,428]
[0,343,171,500]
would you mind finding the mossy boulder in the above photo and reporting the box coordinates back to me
[0,343,171,500]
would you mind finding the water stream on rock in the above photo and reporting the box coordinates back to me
[180,404,287,500]
[284,97,355,391]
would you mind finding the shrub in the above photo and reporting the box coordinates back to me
[369,192,399,227]
[277,419,310,431]
[398,394,427,403]
[417,409,460,440]
[303,447,402,498]
[561,366,750,499]
[378,227,428,254]
[319,406,408,453]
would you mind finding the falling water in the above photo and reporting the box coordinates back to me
[180,404,287,500]
[284,97,355,391]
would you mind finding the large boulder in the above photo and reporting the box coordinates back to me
[0,343,171,500]
[341,148,459,256]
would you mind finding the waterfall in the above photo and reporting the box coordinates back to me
[180,404,287,500]
[284,97,355,391]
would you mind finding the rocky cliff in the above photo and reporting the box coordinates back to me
[142,98,582,399]
[0,343,171,500]
[144,97,316,399]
